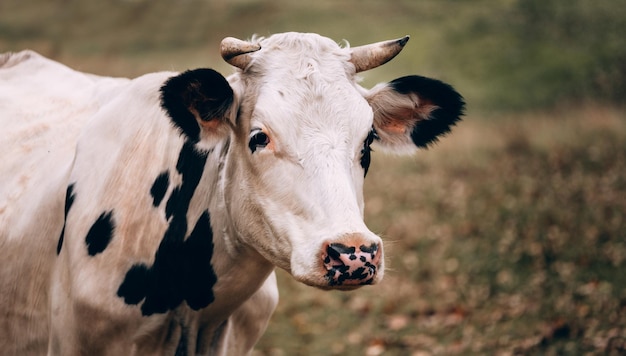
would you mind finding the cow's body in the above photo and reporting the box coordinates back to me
[1,51,277,355]
[0,33,464,355]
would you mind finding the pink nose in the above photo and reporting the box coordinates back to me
[322,242,381,287]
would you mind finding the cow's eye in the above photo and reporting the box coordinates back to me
[249,130,270,153]
[360,128,378,177]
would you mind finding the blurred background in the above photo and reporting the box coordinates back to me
[1,0,624,354]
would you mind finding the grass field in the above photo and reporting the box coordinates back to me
[2,1,625,354]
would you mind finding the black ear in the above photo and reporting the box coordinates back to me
[160,68,234,143]
[366,75,465,152]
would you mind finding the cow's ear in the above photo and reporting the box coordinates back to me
[365,75,465,152]
[160,68,234,143]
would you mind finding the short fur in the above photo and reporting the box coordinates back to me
[0,32,463,355]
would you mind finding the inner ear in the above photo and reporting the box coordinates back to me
[391,76,464,148]
[370,91,436,134]
[161,69,234,143]
[366,75,465,151]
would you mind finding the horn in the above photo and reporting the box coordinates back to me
[220,37,262,70]
[350,35,410,73]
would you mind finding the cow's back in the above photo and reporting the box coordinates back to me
[0,51,128,355]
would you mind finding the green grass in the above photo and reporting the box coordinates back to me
[3,0,623,109]
[2,1,625,354]
[0,0,449,82]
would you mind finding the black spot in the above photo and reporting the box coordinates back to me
[351,267,368,280]
[182,211,217,310]
[360,129,378,177]
[57,183,76,255]
[325,258,378,286]
[117,141,217,316]
[165,140,208,219]
[117,264,149,305]
[337,273,347,285]
[176,140,207,183]
[150,171,169,207]
[160,69,233,143]
[165,186,180,220]
[118,211,217,316]
[389,75,465,149]
[56,231,64,255]
[85,211,114,256]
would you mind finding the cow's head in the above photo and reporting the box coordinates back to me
[160,32,464,290]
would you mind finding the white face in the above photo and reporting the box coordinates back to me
[215,32,464,290]
[223,34,384,289]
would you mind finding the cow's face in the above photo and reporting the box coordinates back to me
[225,36,381,289]
[160,33,464,290]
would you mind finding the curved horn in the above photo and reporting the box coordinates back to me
[350,35,410,73]
[220,37,261,70]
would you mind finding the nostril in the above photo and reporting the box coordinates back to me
[359,244,378,255]
[325,243,352,266]
[326,243,341,260]
[328,243,356,257]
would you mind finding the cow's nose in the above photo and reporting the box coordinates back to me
[322,241,381,287]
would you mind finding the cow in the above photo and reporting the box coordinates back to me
[0,32,464,355]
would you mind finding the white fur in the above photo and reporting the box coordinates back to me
[0,32,440,355]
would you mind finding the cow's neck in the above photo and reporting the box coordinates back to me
[202,138,274,314]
